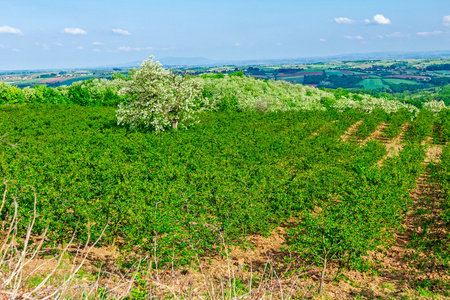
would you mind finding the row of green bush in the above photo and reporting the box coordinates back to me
[0,104,444,269]
[0,78,128,106]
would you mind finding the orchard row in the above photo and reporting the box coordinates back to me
[1,104,449,269]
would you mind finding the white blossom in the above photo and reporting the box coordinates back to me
[116,56,204,132]
[423,100,449,113]
[332,95,418,115]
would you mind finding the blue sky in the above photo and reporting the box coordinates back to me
[0,0,449,70]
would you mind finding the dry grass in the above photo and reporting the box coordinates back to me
[0,180,139,299]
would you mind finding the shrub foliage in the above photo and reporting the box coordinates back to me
[116,57,203,131]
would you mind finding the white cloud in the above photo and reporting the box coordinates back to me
[443,16,450,27]
[373,14,391,25]
[118,46,153,51]
[34,42,50,50]
[385,32,402,38]
[35,42,49,50]
[0,44,5,48]
[77,46,84,50]
[54,42,63,47]
[417,31,442,37]
[93,41,104,46]
[12,48,21,52]
[161,47,176,51]
[320,38,327,42]
[344,35,364,40]
[93,49,101,52]
[0,25,23,35]
[234,42,241,46]
[364,19,371,24]
[112,28,131,35]
[334,17,354,24]
[63,27,87,35]
[377,32,409,39]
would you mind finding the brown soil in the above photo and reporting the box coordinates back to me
[2,240,134,299]
[384,141,449,296]
[361,122,388,145]
[377,123,409,166]
[422,137,444,165]
[341,121,363,142]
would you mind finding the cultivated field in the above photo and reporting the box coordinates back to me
[1,101,450,298]
[383,78,420,85]
[358,79,390,90]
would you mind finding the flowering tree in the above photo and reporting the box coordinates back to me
[116,56,203,132]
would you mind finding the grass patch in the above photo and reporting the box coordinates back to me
[357,79,390,90]
[383,78,419,85]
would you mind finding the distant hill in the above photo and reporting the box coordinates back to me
[157,57,218,66]
[3,50,450,72]
[150,50,450,68]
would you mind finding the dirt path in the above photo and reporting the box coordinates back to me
[295,139,448,299]
[361,122,388,145]
[422,137,444,165]
[341,120,363,142]
[377,123,409,166]
[370,140,448,297]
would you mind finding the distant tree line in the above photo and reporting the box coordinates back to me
[327,75,364,89]
[429,77,450,86]
[426,64,450,71]
[278,68,303,74]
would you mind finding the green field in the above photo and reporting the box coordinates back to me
[383,79,419,85]
[6,75,100,88]
[299,69,323,73]
[10,78,43,85]
[57,75,98,86]
[350,71,367,75]
[0,105,359,257]
[325,70,345,76]
[358,79,390,89]
[2,102,450,298]
[279,76,304,80]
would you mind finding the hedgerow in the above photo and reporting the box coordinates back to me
[0,78,128,106]
[2,72,446,117]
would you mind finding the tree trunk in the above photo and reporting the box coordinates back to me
[171,119,178,130]
[319,256,327,296]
